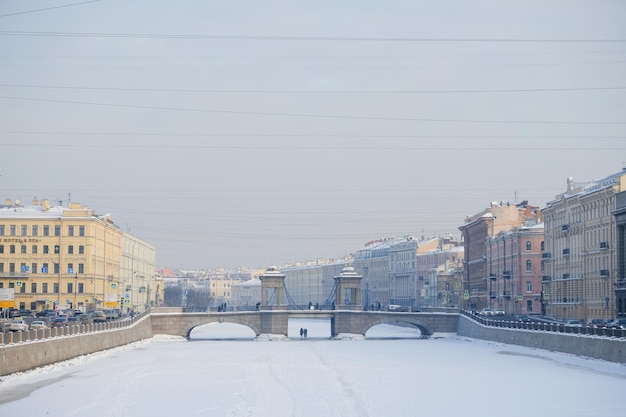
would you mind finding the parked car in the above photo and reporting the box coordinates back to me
[79,315,93,325]
[30,320,50,330]
[564,319,583,327]
[90,311,107,323]
[587,319,607,328]
[493,309,505,316]
[608,318,626,330]
[51,317,69,328]
[8,319,29,331]
[18,309,35,317]
[479,308,494,316]
[67,317,81,327]
[37,309,55,318]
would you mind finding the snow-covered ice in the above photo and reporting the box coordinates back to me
[1,319,625,417]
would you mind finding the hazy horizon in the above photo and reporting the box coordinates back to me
[1,1,624,269]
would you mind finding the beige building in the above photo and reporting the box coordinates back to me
[542,171,626,321]
[0,198,156,313]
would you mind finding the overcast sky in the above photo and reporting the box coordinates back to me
[0,0,625,270]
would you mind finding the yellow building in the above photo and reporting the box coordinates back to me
[0,198,156,313]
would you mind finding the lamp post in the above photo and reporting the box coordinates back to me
[74,274,78,311]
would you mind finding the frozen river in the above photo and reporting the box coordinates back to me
[1,319,625,417]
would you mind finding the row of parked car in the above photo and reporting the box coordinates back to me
[1,309,113,332]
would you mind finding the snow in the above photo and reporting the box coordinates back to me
[1,319,625,417]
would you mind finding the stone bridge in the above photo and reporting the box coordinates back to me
[150,310,459,338]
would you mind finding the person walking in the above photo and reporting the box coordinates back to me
[300,327,304,338]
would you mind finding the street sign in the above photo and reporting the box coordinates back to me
[15,281,23,287]
[0,288,15,308]
[110,283,117,289]
[517,296,523,302]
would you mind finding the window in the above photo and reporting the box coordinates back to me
[54,225,60,236]
[9,225,16,236]
[53,283,59,293]
[526,281,533,292]
[42,283,48,293]
[20,285,25,293]
[525,241,532,251]
[31,263,37,273]
[67,283,73,293]
[0,225,4,235]
[42,263,48,273]
[32,225,38,236]
[79,245,84,254]
[43,245,49,254]
[43,225,49,236]
[21,245,27,254]
[21,225,27,236]
[68,245,74,254]
[10,245,15,254]
[68,263,74,274]
[31,282,37,293]
[526,260,532,272]
[0,263,3,273]
[68,225,74,236]
[54,245,60,254]
[78,283,84,294]
[0,245,3,253]
[9,263,15,273]
[540,241,544,251]
[79,225,85,236]
[54,263,59,274]
[32,245,37,254]
[78,263,84,274]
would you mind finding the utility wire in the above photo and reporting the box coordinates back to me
[1,83,625,94]
[1,95,624,125]
[0,1,102,18]
[1,31,625,43]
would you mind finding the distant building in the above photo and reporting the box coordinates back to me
[415,237,463,307]
[459,200,543,312]
[486,224,544,315]
[542,170,626,321]
[614,190,626,317]
[232,277,262,309]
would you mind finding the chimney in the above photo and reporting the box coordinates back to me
[32,198,39,206]
[42,199,50,211]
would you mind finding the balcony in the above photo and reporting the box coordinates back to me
[503,292,511,300]
[562,273,570,280]
[615,279,626,290]
[542,275,551,282]
[600,242,609,250]
[502,271,511,279]
[562,248,570,256]
[600,269,609,277]
[542,252,551,259]
[562,224,570,231]
[489,273,497,281]
[489,292,496,299]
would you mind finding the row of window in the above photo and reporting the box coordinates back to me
[0,224,85,237]
[0,262,84,274]
[0,244,85,255]
[0,281,84,294]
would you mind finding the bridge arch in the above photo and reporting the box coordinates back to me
[182,315,262,338]
[361,317,431,336]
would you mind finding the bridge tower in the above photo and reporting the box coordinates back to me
[334,266,363,310]
[259,265,287,310]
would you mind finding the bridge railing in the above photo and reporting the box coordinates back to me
[460,310,626,338]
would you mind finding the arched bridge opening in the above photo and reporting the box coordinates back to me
[189,322,257,340]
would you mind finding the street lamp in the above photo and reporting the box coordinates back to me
[74,274,78,311]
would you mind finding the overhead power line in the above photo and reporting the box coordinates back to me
[1,31,625,43]
[0,1,102,18]
[1,95,624,125]
[1,83,625,94]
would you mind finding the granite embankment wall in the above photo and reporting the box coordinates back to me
[458,314,626,363]
[0,316,153,376]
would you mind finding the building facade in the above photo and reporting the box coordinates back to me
[0,198,156,313]
[121,233,158,313]
[459,201,543,312]
[487,224,544,315]
[614,190,626,317]
[542,171,626,321]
